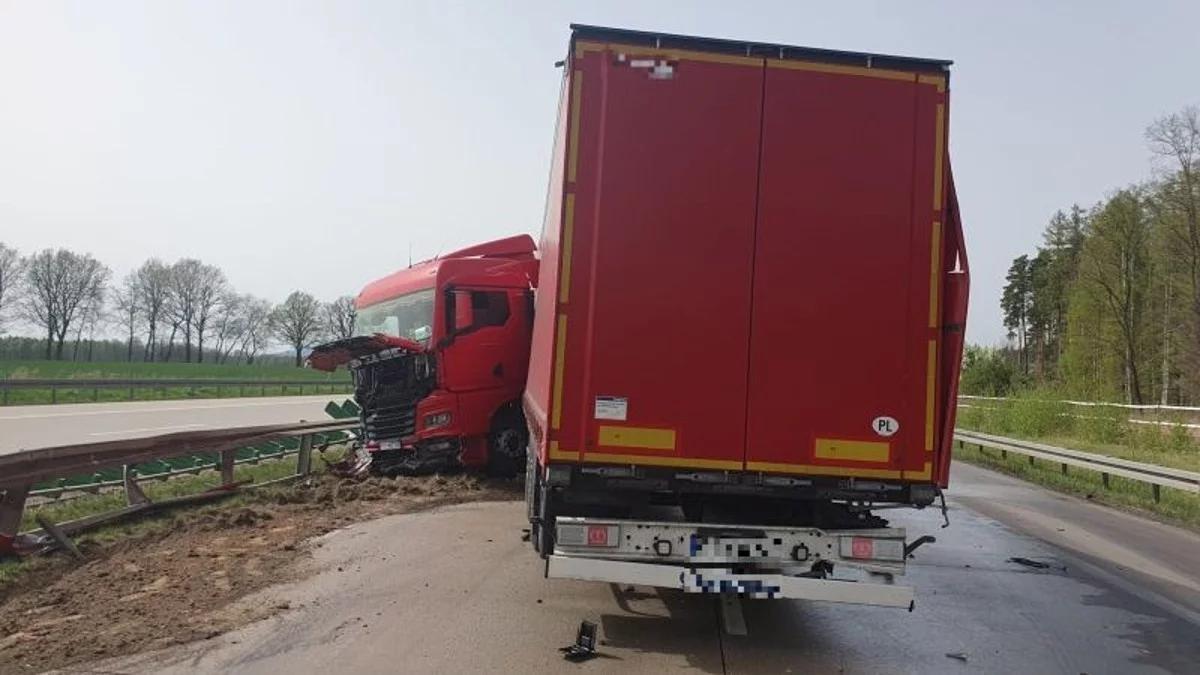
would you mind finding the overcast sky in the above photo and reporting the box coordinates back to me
[1,1,1197,345]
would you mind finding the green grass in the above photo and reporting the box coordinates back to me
[954,442,1200,528]
[956,391,1200,472]
[0,359,351,406]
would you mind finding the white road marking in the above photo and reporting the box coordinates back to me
[88,424,206,436]
[0,396,339,421]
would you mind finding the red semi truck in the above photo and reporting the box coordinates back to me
[523,26,968,607]
[309,235,538,477]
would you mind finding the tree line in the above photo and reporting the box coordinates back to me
[0,248,358,366]
[993,106,1199,404]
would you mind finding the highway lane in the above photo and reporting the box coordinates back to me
[0,395,347,455]
[97,462,1200,674]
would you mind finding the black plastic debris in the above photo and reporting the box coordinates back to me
[1007,556,1067,573]
[945,652,969,662]
[1007,556,1051,569]
[560,620,599,662]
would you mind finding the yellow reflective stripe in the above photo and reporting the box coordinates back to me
[583,452,742,471]
[551,314,567,429]
[918,73,946,92]
[933,102,945,210]
[747,461,902,480]
[559,194,575,303]
[903,462,933,481]
[929,220,943,328]
[925,339,937,452]
[574,40,760,67]
[549,440,579,462]
[768,58,915,82]
[598,425,676,451]
[814,438,890,463]
[567,71,582,184]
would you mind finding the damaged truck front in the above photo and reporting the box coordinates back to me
[310,235,539,477]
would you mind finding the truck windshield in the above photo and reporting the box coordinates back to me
[354,288,436,343]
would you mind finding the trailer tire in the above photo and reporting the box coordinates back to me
[487,406,527,478]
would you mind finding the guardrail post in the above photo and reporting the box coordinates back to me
[1152,484,1161,503]
[296,434,314,476]
[128,385,134,400]
[51,386,57,404]
[0,485,31,556]
[3,386,8,406]
[1061,463,1068,475]
[92,387,99,402]
[123,465,150,506]
[219,450,235,486]
[1102,472,1110,489]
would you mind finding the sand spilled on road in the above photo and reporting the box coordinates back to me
[0,474,521,675]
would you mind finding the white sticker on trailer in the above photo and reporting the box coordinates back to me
[594,396,628,421]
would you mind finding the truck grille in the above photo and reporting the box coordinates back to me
[363,400,418,440]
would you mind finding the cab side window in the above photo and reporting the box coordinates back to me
[471,291,510,328]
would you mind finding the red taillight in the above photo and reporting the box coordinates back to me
[850,537,874,559]
[587,526,609,547]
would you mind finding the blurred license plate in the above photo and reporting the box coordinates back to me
[379,439,404,451]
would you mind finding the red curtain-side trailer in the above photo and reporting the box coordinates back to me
[524,25,968,608]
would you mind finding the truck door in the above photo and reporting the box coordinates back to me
[744,64,942,480]
[440,288,514,393]
[568,47,764,469]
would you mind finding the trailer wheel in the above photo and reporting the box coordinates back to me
[486,407,527,478]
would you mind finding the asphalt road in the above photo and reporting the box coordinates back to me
[0,395,345,455]
[95,463,1200,675]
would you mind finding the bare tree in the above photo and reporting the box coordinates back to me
[239,296,273,364]
[166,259,203,362]
[21,249,110,360]
[70,284,106,361]
[270,291,323,366]
[210,291,243,364]
[193,264,227,363]
[113,274,141,362]
[133,259,170,361]
[0,243,22,333]
[323,295,357,341]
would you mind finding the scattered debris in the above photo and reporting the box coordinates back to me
[1007,556,1067,572]
[0,473,520,675]
[1007,556,1050,569]
[559,620,599,662]
[945,652,969,662]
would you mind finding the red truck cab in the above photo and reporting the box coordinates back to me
[310,234,538,476]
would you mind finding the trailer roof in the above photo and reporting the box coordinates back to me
[570,24,952,74]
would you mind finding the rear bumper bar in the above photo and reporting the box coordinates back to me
[546,555,914,608]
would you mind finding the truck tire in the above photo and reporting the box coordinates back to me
[487,406,528,478]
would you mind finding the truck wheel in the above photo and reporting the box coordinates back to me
[487,412,528,478]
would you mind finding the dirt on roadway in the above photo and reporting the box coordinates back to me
[0,474,520,675]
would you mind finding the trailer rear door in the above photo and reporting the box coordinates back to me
[744,63,946,480]
[569,50,763,470]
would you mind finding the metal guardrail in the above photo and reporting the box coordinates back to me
[0,377,353,405]
[954,429,1200,502]
[0,419,360,556]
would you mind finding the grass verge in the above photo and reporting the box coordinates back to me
[953,442,1199,528]
[0,359,351,406]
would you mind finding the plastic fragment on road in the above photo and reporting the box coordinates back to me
[559,620,599,662]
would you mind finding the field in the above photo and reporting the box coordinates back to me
[954,393,1200,527]
[0,360,350,406]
